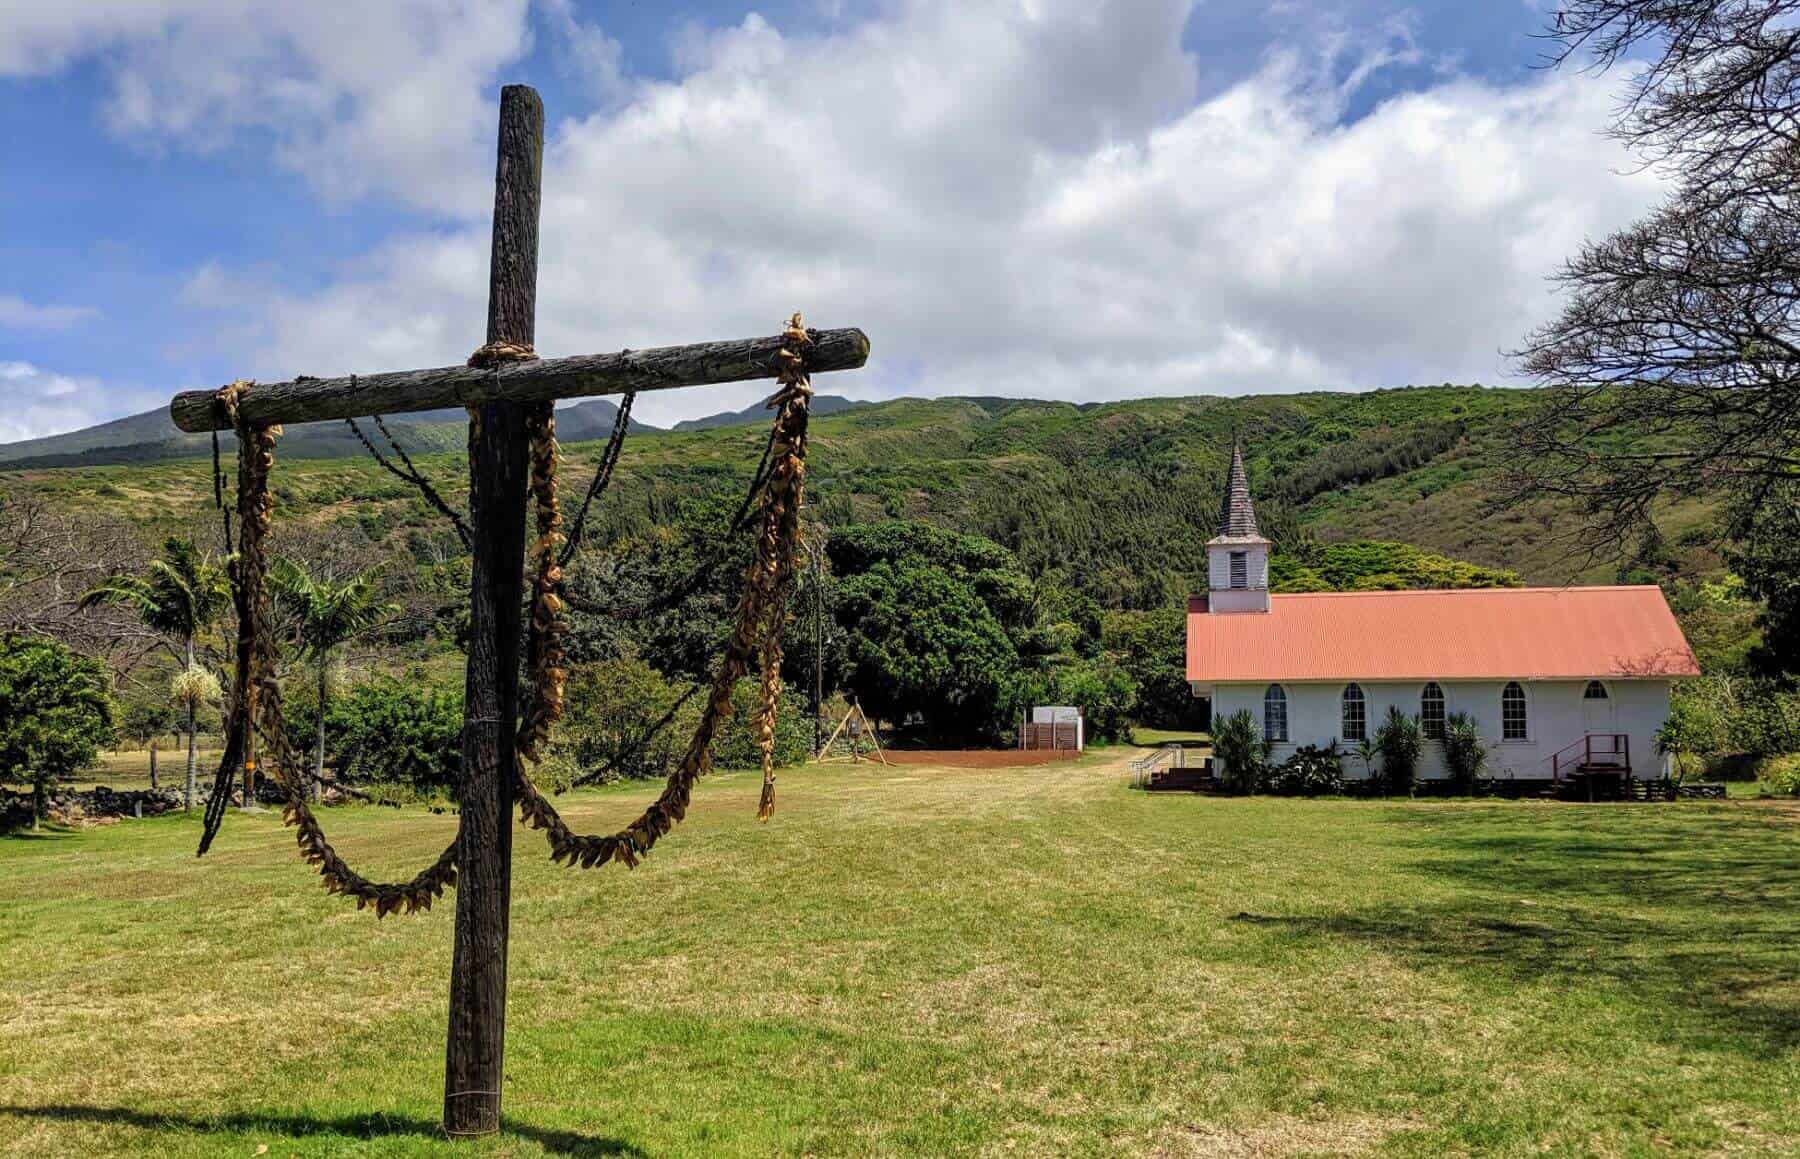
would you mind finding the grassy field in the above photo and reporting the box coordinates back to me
[1,753,1795,1156]
[75,747,225,790]
[1128,728,1211,750]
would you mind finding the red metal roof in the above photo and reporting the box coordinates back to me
[1186,586,1700,683]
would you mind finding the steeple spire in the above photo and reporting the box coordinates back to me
[1216,443,1260,539]
[1204,441,1271,613]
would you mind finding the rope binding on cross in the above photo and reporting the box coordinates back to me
[195,316,817,916]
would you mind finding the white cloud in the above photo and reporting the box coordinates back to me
[9,0,1671,432]
[184,0,1661,427]
[0,361,114,444]
[542,0,629,107]
[0,295,99,331]
[0,0,536,215]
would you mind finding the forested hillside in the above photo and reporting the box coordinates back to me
[0,384,1724,587]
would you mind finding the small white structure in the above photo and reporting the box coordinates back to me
[1023,706,1084,752]
[1186,447,1700,783]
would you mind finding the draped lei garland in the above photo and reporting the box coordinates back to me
[201,317,814,916]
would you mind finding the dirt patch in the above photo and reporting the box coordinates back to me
[878,749,1082,769]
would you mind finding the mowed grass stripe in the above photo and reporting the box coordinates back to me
[1,757,1795,1155]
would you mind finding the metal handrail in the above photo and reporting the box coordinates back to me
[1130,744,1185,787]
[1550,733,1630,781]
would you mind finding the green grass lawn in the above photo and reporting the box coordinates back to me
[2,755,1795,1156]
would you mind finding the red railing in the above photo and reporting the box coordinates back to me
[1551,733,1630,782]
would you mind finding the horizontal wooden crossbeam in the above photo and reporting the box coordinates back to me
[169,326,871,432]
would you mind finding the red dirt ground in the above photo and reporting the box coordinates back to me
[876,749,1083,769]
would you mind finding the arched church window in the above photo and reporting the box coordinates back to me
[1263,683,1289,742]
[1501,682,1529,741]
[1341,683,1367,742]
[1421,682,1446,740]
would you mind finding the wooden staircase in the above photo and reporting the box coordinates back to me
[1132,744,1214,792]
[1147,765,1214,791]
[1551,733,1633,800]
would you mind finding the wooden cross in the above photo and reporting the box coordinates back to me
[168,85,868,1139]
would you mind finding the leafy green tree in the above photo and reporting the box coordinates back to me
[1655,693,1720,782]
[1666,573,1760,673]
[1101,607,1200,729]
[563,493,754,682]
[1374,707,1424,796]
[828,522,1039,742]
[0,635,114,828]
[79,537,231,811]
[270,560,398,800]
[1727,493,1800,677]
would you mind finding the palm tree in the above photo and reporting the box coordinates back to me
[80,537,232,810]
[1211,709,1268,795]
[1442,712,1491,797]
[1374,707,1425,798]
[1352,737,1379,790]
[269,560,398,801]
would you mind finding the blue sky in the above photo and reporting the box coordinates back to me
[0,1,1661,441]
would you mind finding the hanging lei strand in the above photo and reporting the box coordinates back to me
[212,382,459,916]
[515,314,813,863]
[196,316,814,912]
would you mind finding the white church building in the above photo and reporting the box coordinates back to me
[1186,448,1700,784]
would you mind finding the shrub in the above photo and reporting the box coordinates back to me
[1211,709,1268,795]
[1755,754,1800,797]
[1374,706,1424,795]
[1724,682,1800,756]
[1441,711,1490,794]
[326,675,463,798]
[561,658,690,784]
[1051,659,1137,743]
[1661,676,1800,767]
[1657,689,1725,777]
[711,678,814,771]
[1005,657,1138,744]
[1267,742,1343,796]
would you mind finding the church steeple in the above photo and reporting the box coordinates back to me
[1205,443,1271,614]
[1216,443,1260,539]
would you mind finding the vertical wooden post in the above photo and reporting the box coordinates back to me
[810,540,825,757]
[443,83,542,1141]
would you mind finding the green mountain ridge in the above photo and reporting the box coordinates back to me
[0,394,871,469]
[672,394,870,430]
[0,386,1723,595]
[0,398,654,470]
